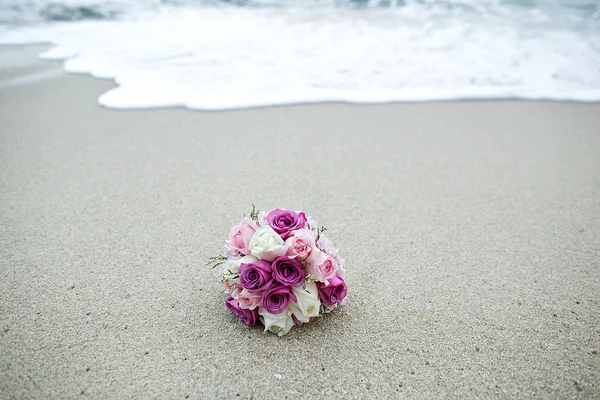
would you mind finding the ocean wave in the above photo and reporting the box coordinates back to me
[0,1,158,23]
[1,0,599,108]
[1,0,598,23]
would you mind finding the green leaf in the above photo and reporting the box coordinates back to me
[207,255,228,269]
[316,226,327,242]
[249,204,259,222]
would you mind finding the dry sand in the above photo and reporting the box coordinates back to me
[1,45,599,399]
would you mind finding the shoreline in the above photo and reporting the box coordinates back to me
[1,43,599,111]
[1,44,599,398]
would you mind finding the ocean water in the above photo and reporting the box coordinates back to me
[1,0,599,109]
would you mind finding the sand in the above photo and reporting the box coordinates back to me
[1,45,599,399]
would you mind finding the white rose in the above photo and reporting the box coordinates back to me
[289,281,321,323]
[259,307,294,336]
[248,226,284,261]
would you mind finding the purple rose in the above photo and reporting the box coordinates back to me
[260,283,297,314]
[271,256,305,287]
[267,209,307,240]
[225,296,258,326]
[317,276,347,306]
[238,260,272,290]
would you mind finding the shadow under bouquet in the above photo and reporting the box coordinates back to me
[210,206,347,336]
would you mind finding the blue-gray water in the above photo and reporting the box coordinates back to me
[1,0,599,23]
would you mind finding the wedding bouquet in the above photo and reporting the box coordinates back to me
[210,206,347,336]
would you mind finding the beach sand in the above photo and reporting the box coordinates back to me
[1,45,599,399]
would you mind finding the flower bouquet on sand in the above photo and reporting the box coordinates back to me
[210,206,347,336]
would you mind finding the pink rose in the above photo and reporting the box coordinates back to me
[282,229,315,261]
[236,288,261,310]
[225,297,258,326]
[224,281,242,298]
[238,260,272,290]
[226,218,257,256]
[317,276,347,306]
[305,250,337,283]
[271,256,305,287]
[260,283,297,314]
[267,209,307,240]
